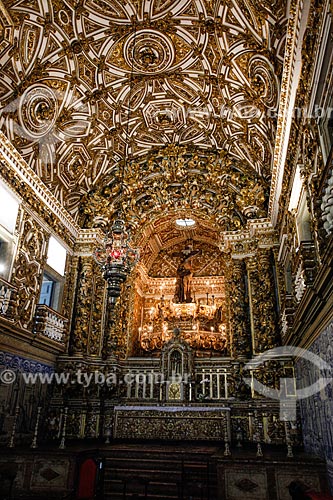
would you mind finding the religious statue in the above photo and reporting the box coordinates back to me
[172,241,201,303]
[170,349,182,375]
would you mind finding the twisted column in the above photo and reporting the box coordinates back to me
[72,257,94,354]
[226,258,251,358]
[246,250,280,353]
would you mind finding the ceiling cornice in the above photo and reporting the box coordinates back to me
[269,0,308,226]
[0,131,80,240]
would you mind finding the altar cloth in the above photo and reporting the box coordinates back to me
[113,405,231,440]
[114,405,230,412]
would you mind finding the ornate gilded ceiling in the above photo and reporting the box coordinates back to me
[0,0,287,227]
[136,211,222,273]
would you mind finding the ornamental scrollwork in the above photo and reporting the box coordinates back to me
[0,0,284,222]
[10,211,49,330]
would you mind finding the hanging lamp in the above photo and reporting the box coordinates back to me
[94,220,139,307]
[93,22,139,308]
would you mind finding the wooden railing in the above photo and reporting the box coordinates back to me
[33,304,68,344]
[294,241,317,302]
[281,295,295,339]
[320,144,333,236]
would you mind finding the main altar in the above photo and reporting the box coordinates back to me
[113,406,231,441]
[53,224,300,450]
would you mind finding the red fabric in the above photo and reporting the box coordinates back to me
[306,492,333,500]
[76,458,97,500]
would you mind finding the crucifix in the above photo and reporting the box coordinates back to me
[172,240,201,303]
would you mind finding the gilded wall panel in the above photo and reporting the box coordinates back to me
[247,249,280,353]
[225,257,251,358]
[87,262,106,357]
[69,256,106,357]
[10,211,49,330]
[71,257,94,354]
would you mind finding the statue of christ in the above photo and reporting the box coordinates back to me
[172,241,201,303]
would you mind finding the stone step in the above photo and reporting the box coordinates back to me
[105,458,213,472]
[104,450,217,461]
[102,447,218,499]
[103,473,217,498]
[104,495,179,500]
[103,478,180,499]
[105,458,184,470]
[104,470,182,481]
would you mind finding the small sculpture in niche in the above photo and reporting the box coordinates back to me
[169,349,182,376]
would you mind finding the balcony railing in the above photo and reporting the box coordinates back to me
[0,277,17,319]
[294,241,317,302]
[320,144,333,236]
[33,304,68,345]
[281,295,295,339]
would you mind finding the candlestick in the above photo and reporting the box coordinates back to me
[31,406,42,449]
[256,442,263,457]
[58,408,63,438]
[8,405,20,448]
[254,411,263,458]
[105,428,111,445]
[223,415,231,456]
[59,407,68,449]
[224,437,231,456]
[285,421,294,458]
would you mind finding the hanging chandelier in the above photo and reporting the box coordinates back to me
[94,25,140,308]
[94,219,139,307]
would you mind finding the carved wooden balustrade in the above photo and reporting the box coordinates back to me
[293,240,317,303]
[281,294,296,340]
[0,277,17,320]
[320,144,333,236]
[33,304,68,345]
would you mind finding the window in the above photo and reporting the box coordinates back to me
[0,180,19,233]
[285,261,293,295]
[39,272,56,307]
[0,232,16,280]
[288,165,302,211]
[39,236,67,311]
[0,180,19,281]
[318,97,333,160]
[314,16,333,161]
[175,218,196,229]
[46,236,67,276]
[296,192,312,244]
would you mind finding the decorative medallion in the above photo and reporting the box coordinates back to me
[143,100,185,130]
[18,85,59,139]
[124,30,175,74]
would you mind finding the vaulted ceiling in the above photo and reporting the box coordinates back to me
[0,0,287,232]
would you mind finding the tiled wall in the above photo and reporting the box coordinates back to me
[296,320,333,492]
[0,351,54,374]
[0,351,54,439]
